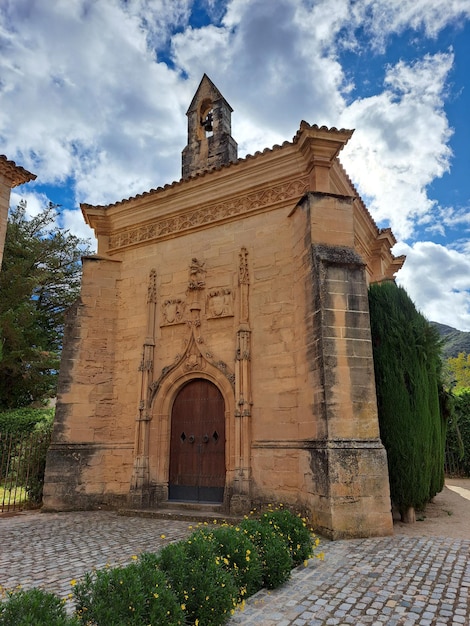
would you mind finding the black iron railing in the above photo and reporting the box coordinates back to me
[0,430,51,512]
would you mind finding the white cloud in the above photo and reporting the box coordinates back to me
[395,241,470,331]
[0,0,464,212]
[339,52,454,239]
[9,189,95,248]
[60,207,95,247]
[9,191,50,218]
[0,0,187,205]
[344,0,470,51]
[1,0,469,333]
[171,0,349,146]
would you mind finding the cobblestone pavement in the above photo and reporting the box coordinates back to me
[1,511,469,625]
[0,511,192,603]
[229,535,470,626]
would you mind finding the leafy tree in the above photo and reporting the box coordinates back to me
[445,389,470,476]
[446,352,470,392]
[368,281,446,518]
[0,201,90,409]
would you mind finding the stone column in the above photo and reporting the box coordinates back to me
[231,247,252,514]
[129,269,157,507]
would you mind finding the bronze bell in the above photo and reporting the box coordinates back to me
[201,111,213,132]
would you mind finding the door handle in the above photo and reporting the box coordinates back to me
[188,435,195,444]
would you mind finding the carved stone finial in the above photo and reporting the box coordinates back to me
[147,269,157,303]
[239,247,249,285]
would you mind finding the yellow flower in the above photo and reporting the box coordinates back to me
[70,579,77,587]
[153,593,159,599]
[131,555,138,560]
[160,534,166,539]
[304,559,309,567]
[181,603,186,610]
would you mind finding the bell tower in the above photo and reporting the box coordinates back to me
[182,74,238,179]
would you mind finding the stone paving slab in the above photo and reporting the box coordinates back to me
[1,511,469,624]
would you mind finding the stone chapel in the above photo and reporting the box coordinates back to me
[43,75,405,539]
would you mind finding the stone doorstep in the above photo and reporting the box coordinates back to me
[118,502,242,525]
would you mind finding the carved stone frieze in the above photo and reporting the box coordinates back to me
[108,177,309,251]
[207,287,234,318]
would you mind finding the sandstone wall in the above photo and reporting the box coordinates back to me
[45,188,393,537]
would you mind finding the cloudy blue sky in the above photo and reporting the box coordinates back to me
[1,0,470,330]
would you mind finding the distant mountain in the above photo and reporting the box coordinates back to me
[431,322,470,359]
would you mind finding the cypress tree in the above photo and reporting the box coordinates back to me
[368,281,445,518]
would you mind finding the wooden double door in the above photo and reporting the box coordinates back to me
[169,379,225,503]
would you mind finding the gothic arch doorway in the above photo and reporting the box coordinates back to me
[169,379,225,503]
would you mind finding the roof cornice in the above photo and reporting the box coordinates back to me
[0,155,36,187]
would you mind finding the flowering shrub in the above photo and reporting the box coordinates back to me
[158,530,239,626]
[199,524,263,600]
[72,555,184,625]
[259,508,313,565]
[239,517,293,589]
[0,587,78,626]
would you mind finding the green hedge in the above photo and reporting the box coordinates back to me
[0,407,54,435]
[369,282,446,515]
